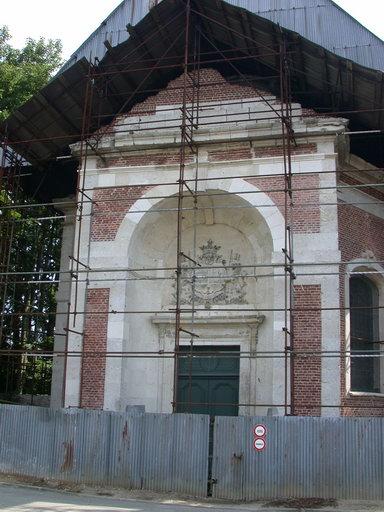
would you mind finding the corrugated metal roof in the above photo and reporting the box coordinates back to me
[2,0,384,201]
[239,0,384,70]
[60,0,154,73]
[61,0,384,73]
[4,0,384,167]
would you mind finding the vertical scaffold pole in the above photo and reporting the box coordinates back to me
[173,0,191,413]
[280,36,296,416]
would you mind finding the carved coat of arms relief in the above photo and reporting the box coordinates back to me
[173,239,249,307]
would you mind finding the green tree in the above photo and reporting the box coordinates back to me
[0,26,62,120]
[0,29,63,400]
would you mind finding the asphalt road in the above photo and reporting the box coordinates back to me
[0,484,276,512]
[1,484,382,512]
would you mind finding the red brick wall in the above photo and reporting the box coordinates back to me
[100,151,194,169]
[100,142,316,168]
[207,142,316,162]
[93,69,319,239]
[127,68,271,116]
[293,284,322,416]
[208,145,252,161]
[246,173,320,234]
[340,173,384,202]
[338,202,384,263]
[91,174,320,240]
[338,198,384,416]
[91,185,152,241]
[80,288,110,409]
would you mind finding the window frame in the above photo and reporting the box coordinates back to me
[344,262,384,396]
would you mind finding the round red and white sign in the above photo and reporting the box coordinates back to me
[253,437,266,451]
[253,424,266,438]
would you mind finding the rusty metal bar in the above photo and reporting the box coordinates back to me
[173,0,192,413]
[2,259,384,279]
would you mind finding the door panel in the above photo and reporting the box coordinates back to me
[177,378,210,415]
[209,379,238,416]
[176,346,240,416]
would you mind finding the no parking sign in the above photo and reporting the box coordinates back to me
[253,423,267,452]
[253,424,266,438]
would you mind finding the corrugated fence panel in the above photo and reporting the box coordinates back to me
[1,406,383,500]
[212,416,384,500]
[0,405,53,478]
[106,411,143,488]
[50,406,79,481]
[0,405,209,497]
[140,413,209,496]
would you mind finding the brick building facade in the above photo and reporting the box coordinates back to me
[51,68,384,417]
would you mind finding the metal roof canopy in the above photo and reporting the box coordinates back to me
[1,0,383,200]
[60,0,384,74]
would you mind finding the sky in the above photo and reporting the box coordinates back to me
[2,0,384,62]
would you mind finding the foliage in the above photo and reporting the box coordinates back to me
[2,202,62,351]
[0,192,63,396]
[0,29,64,397]
[0,25,62,121]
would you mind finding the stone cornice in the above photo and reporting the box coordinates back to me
[71,104,348,158]
[152,311,265,326]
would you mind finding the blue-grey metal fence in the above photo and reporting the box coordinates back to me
[1,406,384,500]
[0,405,209,497]
[212,415,384,500]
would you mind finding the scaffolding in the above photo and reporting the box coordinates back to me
[0,0,383,415]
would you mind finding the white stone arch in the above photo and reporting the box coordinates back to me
[344,259,384,395]
[117,178,285,253]
[110,177,287,414]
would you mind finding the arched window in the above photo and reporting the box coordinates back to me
[350,276,380,392]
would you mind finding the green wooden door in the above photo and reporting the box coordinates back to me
[176,346,240,416]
